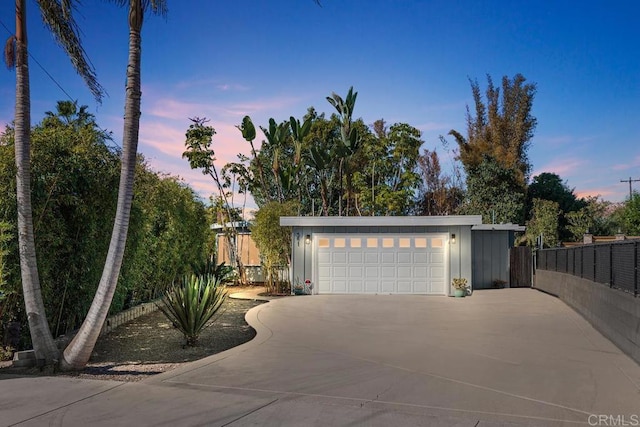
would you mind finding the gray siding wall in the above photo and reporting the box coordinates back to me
[472,230,511,289]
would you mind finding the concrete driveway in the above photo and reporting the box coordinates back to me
[2,289,640,426]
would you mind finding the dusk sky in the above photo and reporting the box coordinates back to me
[1,0,638,208]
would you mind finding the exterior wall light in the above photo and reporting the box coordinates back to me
[451,233,456,244]
[305,234,311,245]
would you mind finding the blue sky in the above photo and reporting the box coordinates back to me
[1,0,639,206]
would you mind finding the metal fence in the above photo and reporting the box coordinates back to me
[537,241,639,297]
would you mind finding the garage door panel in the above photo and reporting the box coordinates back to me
[414,253,428,263]
[414,282,428,293]
[319,280,331,293]
[397,281,412,293]
[414,266,427,276]
[349,252,363,263]
[381,281,395,293]
[333,281,347,292]
[364,282,378,293]
[430,280,445,294]
[333,252,347,263]
[381,266,396,278]
[349,266,363,277]
[365,266,378,278]
[365,253,379,263]
[349,281,364,293]
[381,252,395,263]
[430,253,444,263]
[398,252,412,263]
[398,267,412,278]
[431,266,445,278]
[316,233,447,295]
[318,252,331,263]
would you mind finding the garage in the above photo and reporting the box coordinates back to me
[281,216,484,296]
[316,234,448,294]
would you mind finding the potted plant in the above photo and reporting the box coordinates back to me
[293,279,305,295]
[452,278,468,298]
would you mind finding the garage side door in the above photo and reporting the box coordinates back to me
[315,234,447,295]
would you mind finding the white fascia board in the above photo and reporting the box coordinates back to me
[279,215,483,227]
[472,224,526,231]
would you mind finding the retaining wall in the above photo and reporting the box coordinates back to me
[100,300,161,336]
[534,269,640,365]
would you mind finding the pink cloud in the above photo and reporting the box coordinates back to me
[147,99,215,121]
[575,187,620,200]
[139,119,246,165]
[224,96,304,117]
[139,122,187,157]
[531,158,587,178]
[146,94,303,123]
[612,156,640,171]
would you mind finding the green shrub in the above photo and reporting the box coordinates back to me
[192,260,235,284]
[157,274,227,347]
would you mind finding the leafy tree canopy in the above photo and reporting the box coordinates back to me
[460,155,525,224]
[450,74,537,188]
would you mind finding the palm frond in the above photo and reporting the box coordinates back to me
[36,0,105,102]
[4,36,16,70]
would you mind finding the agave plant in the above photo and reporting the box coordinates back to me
[157,274,227,346]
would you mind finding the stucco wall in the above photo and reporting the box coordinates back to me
[534,269,640,365]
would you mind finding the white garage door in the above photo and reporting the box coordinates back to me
[315,234,448,295]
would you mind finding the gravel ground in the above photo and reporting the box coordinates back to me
[0,296,265,382]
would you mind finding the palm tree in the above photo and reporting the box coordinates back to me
[5,0,104,365]
[61,0,167,370]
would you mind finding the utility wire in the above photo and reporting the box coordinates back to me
[0,17,121,150]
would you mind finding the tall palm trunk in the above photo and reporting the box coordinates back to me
[14,0,59,364]
[61,0,143,370]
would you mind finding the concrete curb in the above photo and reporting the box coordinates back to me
[145,295,278,385]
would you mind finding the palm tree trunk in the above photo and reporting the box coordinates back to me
[14,0,59,365]
[61,0,143,370]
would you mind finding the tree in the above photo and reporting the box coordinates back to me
[415,148,464,215]
[450,74,537,187]
[61,0,168,371]
[614,193,640,236]
[523,199,560,248]
[352,120,422,215]
[450,74,537,224]
[526,172,586,241]
[251,201,298,294]
[183,117,247,285]
[327,86,360,216]
[5,0,105,365]
[566,196,620,241]
[461,155,525,224]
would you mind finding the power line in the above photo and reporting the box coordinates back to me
[620,177,640,200]
[1,17,80,104]
[0,17,120,150]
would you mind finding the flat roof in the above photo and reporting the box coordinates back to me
[280,215,483,227]
[472,224,526,232]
